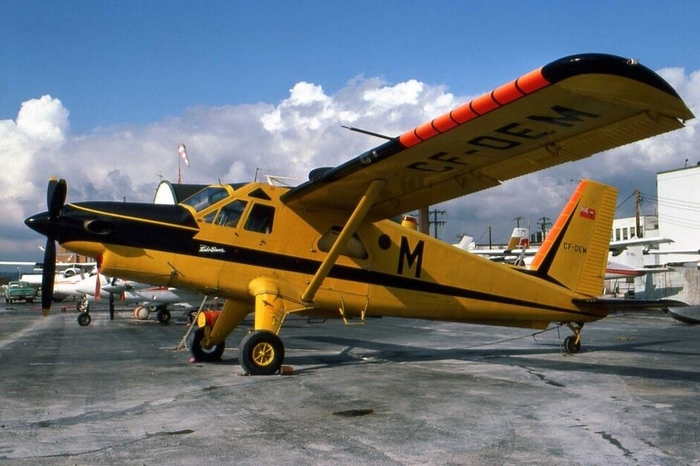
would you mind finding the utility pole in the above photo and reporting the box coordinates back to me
[488,225,492,249]
[429,209,446,239]
[419,207,430,235]
[634,188,643,238]
[513,216,524,228]
[537,217,551,241]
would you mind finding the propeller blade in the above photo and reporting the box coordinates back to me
[94,273,101,300]
[109,292,115,320]
[41,239,56,316]
[47,178,67,220]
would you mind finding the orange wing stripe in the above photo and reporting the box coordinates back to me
[492,79,524,105]
[431,112,459,132]
[515,68,548,93]
[450,104,478,124]
[398,67,550,148]
[414,120,440,141]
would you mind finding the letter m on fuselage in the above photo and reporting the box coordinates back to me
[397,237,424,278]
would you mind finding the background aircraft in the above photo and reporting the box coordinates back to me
[26,54,694,375]
[69,272,205,326]
[457,230,675,279]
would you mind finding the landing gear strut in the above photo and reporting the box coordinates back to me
[563,323,583,354]
[239,331,285,376]
[76,296,92,326]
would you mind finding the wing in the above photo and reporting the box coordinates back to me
[281,54,694,221]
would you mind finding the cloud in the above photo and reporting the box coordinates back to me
[0,95,69,257]
[2,68,699,260]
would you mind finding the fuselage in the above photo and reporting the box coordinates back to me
[36,181,605,330]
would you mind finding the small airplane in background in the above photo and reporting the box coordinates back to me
[68,272,206,326]
[26,54,694,375]
[457,230,675,279]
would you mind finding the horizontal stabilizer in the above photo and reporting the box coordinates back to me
[573,298,687,312]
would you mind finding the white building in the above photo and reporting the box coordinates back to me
[611,215,659,242]
[657,164,700,264]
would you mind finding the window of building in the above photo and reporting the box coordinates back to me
[630,227,636,238]
[622,228,628,240]
[615,228,621,241]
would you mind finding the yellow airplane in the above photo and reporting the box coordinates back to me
[26,54,693,375]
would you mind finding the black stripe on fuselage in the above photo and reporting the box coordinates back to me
[68,209,598,319]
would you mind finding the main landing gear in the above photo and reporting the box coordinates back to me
[188,329,286,376]
[563,323,583,354]
[238,331,285,376]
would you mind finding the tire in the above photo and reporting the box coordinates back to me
[156,308,171,324]
[77,313,92,327]
[564,335,581,354]
[190,327,225,362]
[239,331,285,376]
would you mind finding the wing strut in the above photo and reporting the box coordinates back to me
[301,179,386,303]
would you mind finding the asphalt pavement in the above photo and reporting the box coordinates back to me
[1,301,699,465]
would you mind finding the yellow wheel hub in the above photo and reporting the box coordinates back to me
[252,342,275,367]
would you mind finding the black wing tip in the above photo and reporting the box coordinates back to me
[542,53,681,98]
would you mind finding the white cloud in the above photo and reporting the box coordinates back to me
[0,95,69,256]
[2,68,700,260]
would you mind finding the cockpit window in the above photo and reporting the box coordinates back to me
[215,200,248,228]
[181,187,230,212]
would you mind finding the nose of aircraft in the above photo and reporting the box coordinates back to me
[25,211,57,237]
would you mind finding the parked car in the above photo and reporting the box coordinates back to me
[4,281,37,303]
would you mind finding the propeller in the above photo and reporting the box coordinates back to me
[109,276,118,320]
[40,178,67,316]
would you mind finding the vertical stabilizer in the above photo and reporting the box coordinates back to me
[530,180,617,296]
[506,228,529,250]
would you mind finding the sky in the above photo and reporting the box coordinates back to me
[1,1,699,266]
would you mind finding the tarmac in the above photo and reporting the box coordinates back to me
[1,301,699,465]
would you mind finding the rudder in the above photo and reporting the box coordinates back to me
[530,180,617,296]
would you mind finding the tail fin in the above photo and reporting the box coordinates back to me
[505,227,529,250]
[530,179,617,296]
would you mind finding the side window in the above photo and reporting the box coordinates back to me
[215,200,248,228]
[317,227,368,260]
[203,211,217,224]
[244,204,275,234]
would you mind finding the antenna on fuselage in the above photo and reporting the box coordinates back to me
[341,125,394,141]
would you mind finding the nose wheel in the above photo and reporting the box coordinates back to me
[77,312,92,327]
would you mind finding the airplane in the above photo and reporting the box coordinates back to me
[457,230,675,278]
[454,227,531,264]
[25,53,694,375]
[73,273,205,325]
